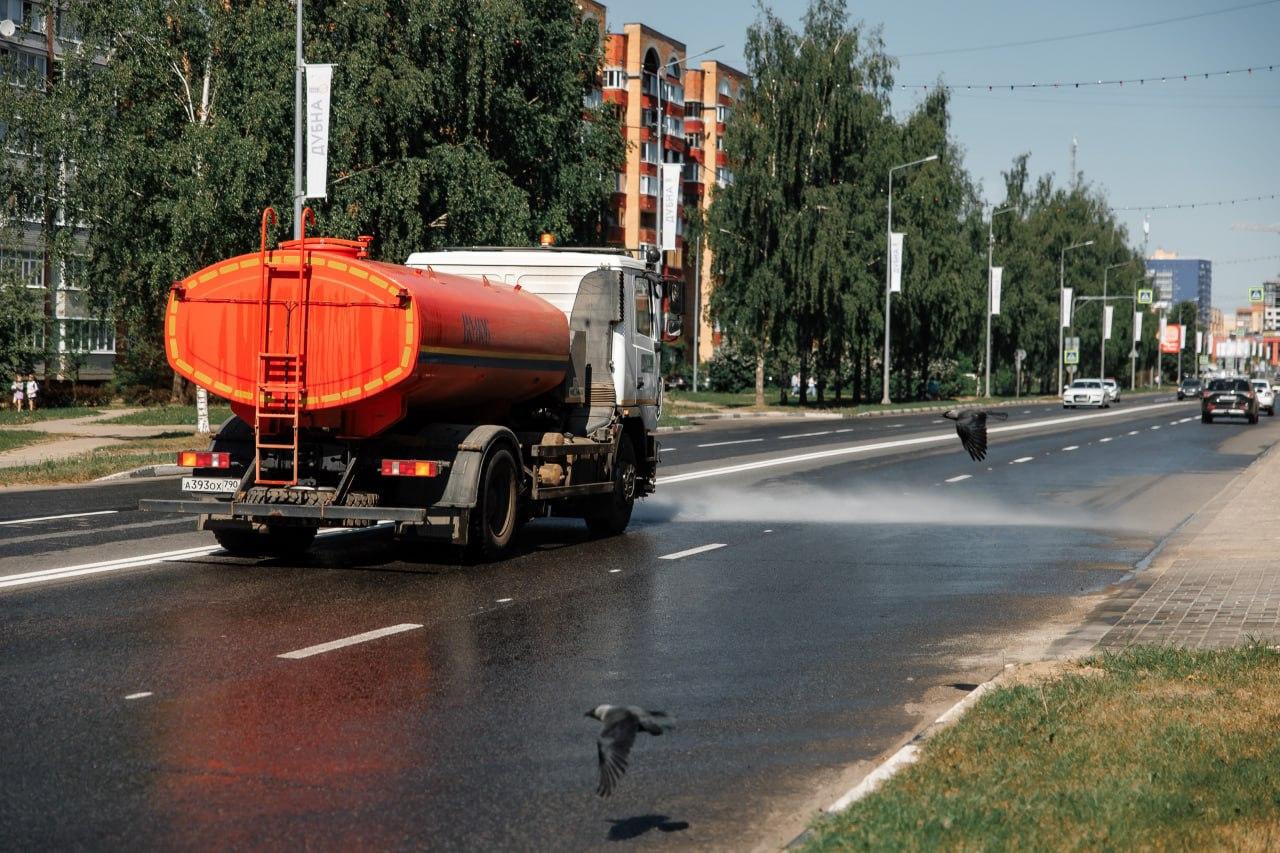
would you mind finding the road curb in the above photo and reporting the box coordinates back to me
[95,464,190,482]
[785,668,1008,848]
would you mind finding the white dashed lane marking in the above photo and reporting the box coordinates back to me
[779,431,833,440]
[278,624,423,660]
[124,692,152,701]
[697,438,764,448]
[1151,425,1161,430]
[944,474,971,483]
[1011,456,1034,464]
[1099,437,1113,443]
[1128,430,1139,435]
[1062,445,1079,451]
[660,543,727,561]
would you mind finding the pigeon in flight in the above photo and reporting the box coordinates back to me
[586,704,672,797]
[942,408,1009,461]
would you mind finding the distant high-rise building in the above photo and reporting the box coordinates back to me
[1145,249,1212,325]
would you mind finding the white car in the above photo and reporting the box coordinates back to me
[1064,379,1108,408]
[1251,379,1275,416]
[1102,378,1121,404]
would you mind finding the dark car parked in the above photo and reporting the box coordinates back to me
[1201,378,1259,424]
[1177,377,1203,400]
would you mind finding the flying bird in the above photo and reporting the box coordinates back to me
[942,408,1009,461]
[586,704,672,797]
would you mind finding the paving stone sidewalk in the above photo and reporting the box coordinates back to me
[1096,444,1280,649]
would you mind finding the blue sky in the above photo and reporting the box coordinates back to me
[602,0,1280,313]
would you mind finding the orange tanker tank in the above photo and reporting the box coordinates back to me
[165,228,570,438]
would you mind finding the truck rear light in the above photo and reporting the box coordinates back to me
[381,459,440,477]
[178,451,230,468]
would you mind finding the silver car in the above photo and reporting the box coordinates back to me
[1064,379,1108,409]
[1251,379,1275,415]
[1102,378,1121,404]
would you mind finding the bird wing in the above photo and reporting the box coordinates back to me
[596,714,639,797]
[636,709,672,735]
[955,412,989,461]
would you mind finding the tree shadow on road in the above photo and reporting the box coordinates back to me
[606,814,690,841]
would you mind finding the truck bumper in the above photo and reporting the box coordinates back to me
[139,499,467,542]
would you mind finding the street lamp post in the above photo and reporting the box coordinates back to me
[984,204,1017,399]
[1058,240,1094,395]
[1101,260,1134,383]
[881,154,938,405]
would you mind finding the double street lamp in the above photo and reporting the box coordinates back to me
[882,154,939,405]
[1100,259,1136,382]
[1058,240,1094,394]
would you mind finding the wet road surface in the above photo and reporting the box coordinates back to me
[2,394,1275,848]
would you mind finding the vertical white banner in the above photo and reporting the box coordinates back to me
[660,163,681,251]
[889,232,904,293]
[1061,287,1072,327]
[1133,311,1142,343]
[1103,305,1114,340]
[990,266,1003,315]
[1158,315,1167,343]
[305,64,334,199]
[1196,330,1204,353]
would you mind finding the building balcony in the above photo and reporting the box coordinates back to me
[603,89,627,107]
[716,150,728,168]
[684,117,704,133]
[605,226,626,246]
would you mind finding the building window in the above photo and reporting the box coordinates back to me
[716,167,734,187]
[602,67,626,90]
[716,104,732,122]
[660,80,684,107]
[682,161,700,182]
[1,45,48,86]
[640,142,659,164]
[718,79,732,97]
[639,174,659,197]
[582,89,602,109]
[61,318,116,354]
[662,114,683,137]
[0,248,43,289]
[684,131,704,150]
[685,100,703,117]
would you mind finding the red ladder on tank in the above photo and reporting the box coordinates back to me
[253,207,314,487]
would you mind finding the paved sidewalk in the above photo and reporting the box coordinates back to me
[0,410,202,470]
[1096,443,1280,649]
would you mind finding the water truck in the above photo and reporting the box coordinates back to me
[141,210,683,559]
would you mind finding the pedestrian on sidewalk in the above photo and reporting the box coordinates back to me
[10,375,24,411]
[25,374,38,411]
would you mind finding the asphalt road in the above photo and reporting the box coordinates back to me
[2,392,1274,849]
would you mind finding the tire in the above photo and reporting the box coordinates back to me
[469,448,519,561]
[585,434,637,537]
[213,525,316,557]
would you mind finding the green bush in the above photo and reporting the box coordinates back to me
[706,344,756,392]
[39,382,113,408]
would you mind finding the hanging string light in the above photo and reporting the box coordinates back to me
[881,62,1276,93]
[1112,192,1280,211]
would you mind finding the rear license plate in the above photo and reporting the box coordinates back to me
[181,476,239,494]
[1219,397,1235,403]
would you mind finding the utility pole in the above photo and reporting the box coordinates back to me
[294,0,304,238]
[985,204,1017,398]
[881,154,938,405]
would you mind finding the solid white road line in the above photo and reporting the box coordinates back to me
[944,474,971,483]
[835,428,854,434]
[0,510,118,527]
[659,543,727,561]
[660,400,1189,485]
[1011,456,1034,464]
[0,544,222,590]
[1062,445,1079,451]
[697,438,764,449]
[278,623,423,660]
[124,692,152,700]
[779,430,832,439]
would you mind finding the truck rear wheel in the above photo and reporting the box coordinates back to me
[470,448,519,560]
[586,434,636,537]
[213,525,316,557]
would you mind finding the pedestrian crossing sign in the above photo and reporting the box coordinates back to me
[1249,286,1265,303]
[1138,288,1153,305]
[1064,347,1080,365]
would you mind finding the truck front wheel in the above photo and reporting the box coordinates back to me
[470,448,519,560]
[213,525,316,557]
[586,435,636,537]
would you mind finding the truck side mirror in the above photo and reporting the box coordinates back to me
[660,278,684,342]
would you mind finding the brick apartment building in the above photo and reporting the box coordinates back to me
[580,1,746,369]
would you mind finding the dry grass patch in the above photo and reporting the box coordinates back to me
[805,645,1280,851]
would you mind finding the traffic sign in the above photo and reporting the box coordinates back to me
[1065,336,1080,350]
[1249,286,1264,303]
[1064,347,1080,365]
[1138,288,1153,305]
[1199,354,1210,366]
